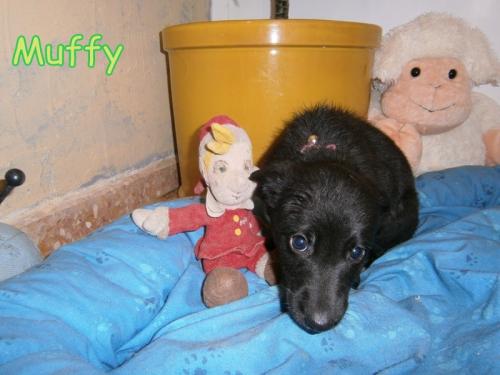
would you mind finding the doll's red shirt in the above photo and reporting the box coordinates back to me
[168,203,266,262]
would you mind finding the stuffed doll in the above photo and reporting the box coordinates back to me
[369,13,500,175]
[132,116,276,307]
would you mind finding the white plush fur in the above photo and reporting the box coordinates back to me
[373,13,500,87]
[417,92,500,174]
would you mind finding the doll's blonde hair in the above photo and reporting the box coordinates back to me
[199,123,251,172]
[203,123,235,170]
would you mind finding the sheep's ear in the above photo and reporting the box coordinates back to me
[250,163,290,209]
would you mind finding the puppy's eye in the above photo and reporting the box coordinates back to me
[448,69,457,79]
[349,246,366,262]
[289,234,309,253]
[410,67,421,77]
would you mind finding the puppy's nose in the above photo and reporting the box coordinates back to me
[305,311,337,333]
[312,311,330,327]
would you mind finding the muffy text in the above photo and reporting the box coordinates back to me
[12,34,124,76]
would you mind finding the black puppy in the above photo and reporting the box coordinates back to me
[251,105,418,333]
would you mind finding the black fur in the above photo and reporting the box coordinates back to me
[251,105,418,333]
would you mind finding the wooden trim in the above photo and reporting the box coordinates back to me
[4,158,179,257]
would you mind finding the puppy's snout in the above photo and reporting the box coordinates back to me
[305,310,339,333]
[298,288,349,333]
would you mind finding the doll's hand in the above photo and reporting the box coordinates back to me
[371,116,422,173]
[131,207,170,239]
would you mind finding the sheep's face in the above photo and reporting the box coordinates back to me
[381,58,473,135]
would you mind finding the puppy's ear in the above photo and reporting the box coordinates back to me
[250,163,290,209]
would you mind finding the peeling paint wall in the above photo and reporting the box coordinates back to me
[0,0,210,217]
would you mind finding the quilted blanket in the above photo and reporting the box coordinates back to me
[0,166,499,374]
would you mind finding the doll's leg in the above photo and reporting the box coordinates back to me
[200,249,277,307]
[202,267,248,307]
[201,256,249,308]
[250,248,277,285]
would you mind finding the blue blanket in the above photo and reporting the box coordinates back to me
[1,166,499,374]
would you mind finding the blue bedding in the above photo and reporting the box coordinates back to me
[1,166,499,374]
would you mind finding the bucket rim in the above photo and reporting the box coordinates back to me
[162,19,381,50]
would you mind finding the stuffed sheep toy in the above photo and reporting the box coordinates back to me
[369,12,500,175]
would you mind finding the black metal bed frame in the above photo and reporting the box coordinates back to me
[0,169,25,206]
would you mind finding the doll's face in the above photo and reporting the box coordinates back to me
[202,142,257,207]
[381,58,473,134]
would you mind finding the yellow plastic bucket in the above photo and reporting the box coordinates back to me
[162,20,381,195]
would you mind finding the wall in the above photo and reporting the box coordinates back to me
[0,0,210,219]
[211,0,500,104]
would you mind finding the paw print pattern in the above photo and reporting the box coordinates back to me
[473,196,486,208]
[466,253,479,266]
[449,269,469,280]
[449,253,480,279]
[328,358,354,370]
[415,180,426,190]
[207,346,224,359]
[181,348,244,375]
[0,290,17,299]
[182,353,208,375]
[96,251,110,264]
[321,336,335,353]
[431,172,445,180]
[483,183,494,197]
[143,297,157,313]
